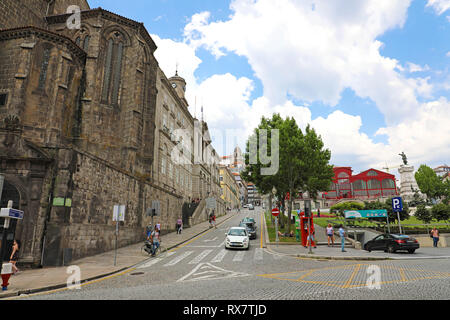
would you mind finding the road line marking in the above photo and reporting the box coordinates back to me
[164,251,194,266]
[211,249,227,263]
[254,248,264,261]
[189,250,213,264]
[233,251,246,262]
[344,264,361,288]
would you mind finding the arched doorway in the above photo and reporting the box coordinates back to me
[0,180,21,262]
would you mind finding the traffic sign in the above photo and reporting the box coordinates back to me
[0,208,24,220]
[392,197,403,212]
[271,208,280,217]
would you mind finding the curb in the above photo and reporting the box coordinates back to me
[0,213,236,299]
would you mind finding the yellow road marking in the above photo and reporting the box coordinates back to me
[344,264,361,288]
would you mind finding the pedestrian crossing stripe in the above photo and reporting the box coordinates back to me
[177,263,250,282]
[164,251,194,266]
[189,250,213,264]
[210,249,227,263]
[232,251,246,262]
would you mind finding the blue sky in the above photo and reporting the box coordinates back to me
[88,0,450,173]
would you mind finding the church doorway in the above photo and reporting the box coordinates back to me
[0,179,20,262]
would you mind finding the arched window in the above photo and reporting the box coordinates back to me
[337,172,349,178]
[38,46,51,90]
[102,31,125,106]
[83,35,90,52]
[367,170,378,176]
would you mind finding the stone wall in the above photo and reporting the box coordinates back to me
[42,149,184,265]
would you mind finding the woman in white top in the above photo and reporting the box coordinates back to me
[326,224,334,247]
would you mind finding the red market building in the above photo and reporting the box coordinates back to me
[324,167,399,200]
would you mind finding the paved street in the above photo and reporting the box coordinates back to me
[15,207,450,300]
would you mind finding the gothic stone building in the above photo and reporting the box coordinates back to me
[0,0,221,267]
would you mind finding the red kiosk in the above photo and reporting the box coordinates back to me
[297,206,316,247]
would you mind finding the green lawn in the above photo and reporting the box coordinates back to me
[264,211,299,243]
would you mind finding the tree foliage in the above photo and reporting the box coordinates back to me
[414,204,433,224]
[330,202,364,217]
[242,113,334,232]
[415,165,445,201]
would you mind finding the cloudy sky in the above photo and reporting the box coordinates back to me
[90,0,450,177]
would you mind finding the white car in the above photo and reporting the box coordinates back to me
[225,227,250,250]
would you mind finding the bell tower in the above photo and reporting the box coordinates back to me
[169,70,187,101]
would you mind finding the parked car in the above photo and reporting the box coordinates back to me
[364,233,419,254]
[239,221,257,239]
[243,204,249,208]
[242,217,256,224]
[248,204,254,210]
[225,227,249,250]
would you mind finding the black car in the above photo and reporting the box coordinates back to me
[364,233,419,254]
[239,221,257,239]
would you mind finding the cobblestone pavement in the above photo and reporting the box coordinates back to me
[14,208,450,300]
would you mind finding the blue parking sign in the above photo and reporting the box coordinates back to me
[392,197,403,212]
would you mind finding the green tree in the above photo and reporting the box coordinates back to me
[431,203,450,222]
[414,204,433,224]
[242,114,334,233]
[415,165,443,200]
[330,201,365,217]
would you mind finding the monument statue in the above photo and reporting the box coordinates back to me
[399,152,408,165]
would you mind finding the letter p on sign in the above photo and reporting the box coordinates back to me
[392,197,403,212]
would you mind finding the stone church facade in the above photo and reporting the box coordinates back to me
[0,0,223,267]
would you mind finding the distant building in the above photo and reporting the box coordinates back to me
[247,182,261,206]
[324,167,398,202]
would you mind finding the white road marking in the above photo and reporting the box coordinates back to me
[210,249,227,263]
[189,250,213,264]
[233,250,246,262]
[177,263,250,282]
[254,248,264,261]
[137,252,175,269]
[203,237,218,242]
[164,251,194,266]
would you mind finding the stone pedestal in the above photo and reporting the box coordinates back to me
[398,165,424,202]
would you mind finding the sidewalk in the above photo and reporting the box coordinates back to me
[262,211,450,261]
[0,211,236,299]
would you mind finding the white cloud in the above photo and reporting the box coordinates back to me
[406,62,430,73]
[183,0,436,125]
[426,0,450,15]
[446,51,450,57]
[151,1,450,174]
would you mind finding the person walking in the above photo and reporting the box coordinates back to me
[176,217,183,234]
[430,227,439,248]
[317,208,320,218]
[9,240,20,275]
[339,225,346,252]
[212,210,217,229]
[326,223,335,247]
[150,227,160,256]
[306,230,317,249]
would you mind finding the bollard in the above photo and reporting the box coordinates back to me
[1,263,13,291]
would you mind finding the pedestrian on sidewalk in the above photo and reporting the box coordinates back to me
[10,239,20,275]
[317,208,320,218]
[430,227,439,247]
[306,230,317,249]
[212,210,217,229]
[326,223,335,247]
[176,217,183,234]
[339,225,346,252]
